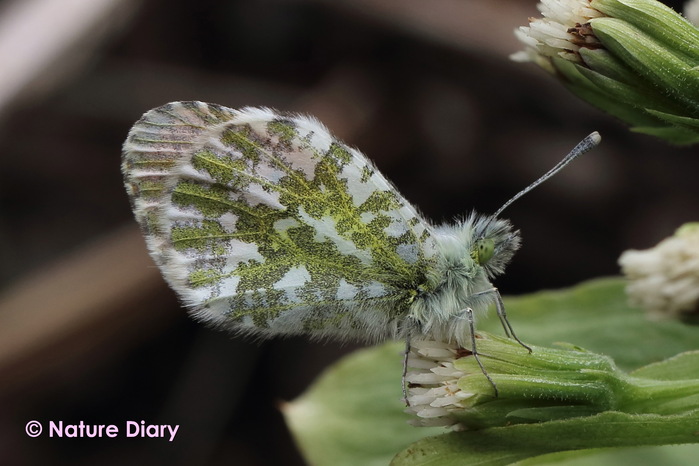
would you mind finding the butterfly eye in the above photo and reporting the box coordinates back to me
[472,238,495,265]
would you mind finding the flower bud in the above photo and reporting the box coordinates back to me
[619,223,699,319]
[513,0,699,145]
[405,331,699,430]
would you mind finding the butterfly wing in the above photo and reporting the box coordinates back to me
[122,101,436,340]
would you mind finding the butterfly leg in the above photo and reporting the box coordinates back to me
[470,287,532,353]
[401,317,421,406]
[402,333,411,406]
[491,288,532,353]
[457,307,499,397]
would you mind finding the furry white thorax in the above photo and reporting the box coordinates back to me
[408,213,521,346]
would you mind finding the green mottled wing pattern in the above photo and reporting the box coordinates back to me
[122,101,437,340]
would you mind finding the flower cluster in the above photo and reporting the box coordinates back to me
[619,223,699,318]
[512,0,604,69]
[403,340,473,429]
[513,0,699,145]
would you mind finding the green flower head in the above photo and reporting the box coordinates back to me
[513,0,699,145]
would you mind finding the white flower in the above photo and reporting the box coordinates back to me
[619,224,699,317]
[511,0,604,70]
[404,340,474,429]
[685,0,699,26]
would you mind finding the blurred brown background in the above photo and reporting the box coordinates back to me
[0,0,697,464]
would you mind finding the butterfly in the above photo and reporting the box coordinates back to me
[122,101,599,394]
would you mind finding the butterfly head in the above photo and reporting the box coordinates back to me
[470,214,521,278]
[428,213,520,288]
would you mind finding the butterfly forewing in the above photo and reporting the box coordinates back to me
[122,101,437,340]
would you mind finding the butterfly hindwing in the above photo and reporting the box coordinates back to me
[122,101,437,340]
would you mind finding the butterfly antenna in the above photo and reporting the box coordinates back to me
[492,132,601,219]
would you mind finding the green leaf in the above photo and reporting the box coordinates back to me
[519,445,699,466]
[284,278,699,465]
[632,351,699,380]
[391,411,699,466]
[477,278,699,371]
[281,342,443,466]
